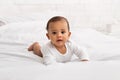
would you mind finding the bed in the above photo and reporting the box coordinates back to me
[0,19,120,80]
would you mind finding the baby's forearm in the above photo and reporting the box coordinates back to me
[32,43,43,57]
[28,42,43,57]
[33,49,43,57]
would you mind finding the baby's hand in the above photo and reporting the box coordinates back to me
[81,59,89,61]
[28,47,33,51]
[28,42,39,51]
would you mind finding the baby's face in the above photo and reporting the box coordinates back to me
[46,20,71,48]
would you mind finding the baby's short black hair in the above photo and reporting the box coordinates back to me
[46,16,70,31]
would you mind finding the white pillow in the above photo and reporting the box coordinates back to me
[0,21,48,44]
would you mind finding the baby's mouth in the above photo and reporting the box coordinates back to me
[57,39,63,42]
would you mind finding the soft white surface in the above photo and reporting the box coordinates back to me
[0,21,120,80]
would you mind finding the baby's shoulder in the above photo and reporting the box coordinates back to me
[66,40,78,49]
[42,41,55,49]
[67,40,77,45]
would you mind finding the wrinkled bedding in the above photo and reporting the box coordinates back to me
[0,21,120,80]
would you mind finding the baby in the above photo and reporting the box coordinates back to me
[28,16,89,65]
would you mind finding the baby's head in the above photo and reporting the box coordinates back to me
[46,16,71,48]
[46,16,70,31]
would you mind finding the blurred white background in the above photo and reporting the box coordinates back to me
[0,0,120,37]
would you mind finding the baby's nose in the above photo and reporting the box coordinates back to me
[57,33,62,37]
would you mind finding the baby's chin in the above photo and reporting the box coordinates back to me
[55,42,65,47]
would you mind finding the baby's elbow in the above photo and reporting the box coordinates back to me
[43,61,57,65]
[43,61,51,65]
[43,58,56,65]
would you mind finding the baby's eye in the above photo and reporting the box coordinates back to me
[61,31,65,34]
[52,32,57,34]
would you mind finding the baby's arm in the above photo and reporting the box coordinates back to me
[41,45,57,65]
[28,42,43,57]
[78,47,89,61]
[72,44,89,61]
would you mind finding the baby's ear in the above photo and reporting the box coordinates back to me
[68,32,71,37]
[46,33,50,39]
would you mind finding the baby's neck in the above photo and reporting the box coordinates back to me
[55,45,66,54]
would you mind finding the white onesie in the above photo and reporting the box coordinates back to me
[41,40,89,65]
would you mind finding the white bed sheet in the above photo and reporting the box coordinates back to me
[0,21,120,80]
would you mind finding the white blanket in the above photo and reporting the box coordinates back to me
[0,21,120,80]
